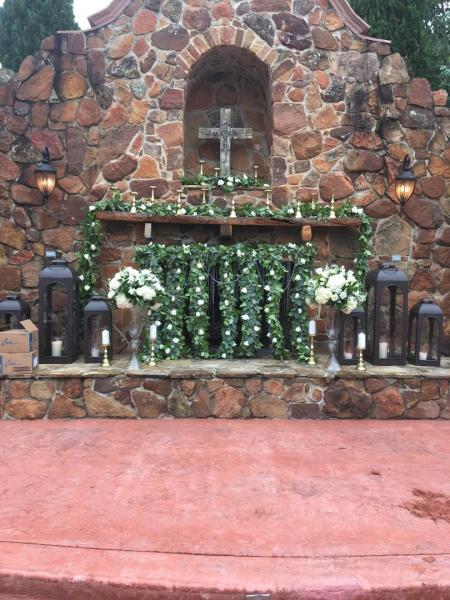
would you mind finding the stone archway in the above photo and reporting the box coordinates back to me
[183,45,272,179]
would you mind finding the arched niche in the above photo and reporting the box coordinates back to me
[184,45,272,180]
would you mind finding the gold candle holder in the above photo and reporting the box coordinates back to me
[150,185,156,203]
[330,189,336,219]
[130,192,137,213]
[253,164,259,179]
[177,189,183,214]
[214,167,220,178]
[199,159,205,176]
[230,194,237,218]
[311,194,316,211]
[356,348,366,371]
[264,184,271,209]
[201,183,208,205]
[308,335,317,365]
[295,200,302,219]
[102,345,111,368]
[148,340,156,367]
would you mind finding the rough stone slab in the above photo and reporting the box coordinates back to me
[3,357,450,380]
[1,420,450,597]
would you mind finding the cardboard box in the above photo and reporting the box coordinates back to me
[0,320,38,354]
[0,351,39,376]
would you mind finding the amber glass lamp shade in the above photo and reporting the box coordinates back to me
[35,147,57,200]
[395,155,416,204]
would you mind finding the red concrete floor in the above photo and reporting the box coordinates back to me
[1,420,450,599]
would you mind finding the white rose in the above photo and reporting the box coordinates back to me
[241,287,248,294]
[242,314,249,321]
[198,299,205,306]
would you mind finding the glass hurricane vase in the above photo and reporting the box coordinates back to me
[127,306,146,371]
[325,305,341,375]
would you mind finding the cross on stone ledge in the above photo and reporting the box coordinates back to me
[199,107,253,177]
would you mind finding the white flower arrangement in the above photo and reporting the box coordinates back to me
[107,266,164,310]
[306,264,366,314]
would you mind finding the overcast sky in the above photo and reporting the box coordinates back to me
[0,0,111,29]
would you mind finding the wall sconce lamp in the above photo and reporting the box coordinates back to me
[395,154,417,204]
[35,147,57,200]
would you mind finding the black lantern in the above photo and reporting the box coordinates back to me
[408,299,443,367]
[35,147,57,200]
[38,259,79,364]
[0,294,31,331]
[395,155,417,204]
[338,307,366,365]
[84,295,113,363]
[365,263,409,365]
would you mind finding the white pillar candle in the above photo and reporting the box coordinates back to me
[419,351,428,361]
[91,346,100,358]
[51,339,63,357]
[344,352,353,360]
[379,341,388,359]
[149,324,158,341]
[308,320,316,335]
[357,332,366,350]
[102,329,111,346]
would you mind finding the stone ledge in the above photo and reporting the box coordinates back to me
[4,356,449,381]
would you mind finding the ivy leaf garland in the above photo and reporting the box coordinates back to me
[237,245,264,358]
[261,247,288,360]
[217,246,239,359]
[186,244,212,358]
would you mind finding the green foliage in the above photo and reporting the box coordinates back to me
[350,0,449,95]
[0,0,78,71]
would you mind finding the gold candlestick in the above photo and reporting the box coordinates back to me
[330,189,336,219]
[230,194,237,218]
[253,164,259,180]
[177,189,183,214]
[148,340,156,367]
[356,348,366,371]
[130,192,137,213]
[308,335,317,365]
[102,345,111,368]
[264,184,271,209]
[214,167,220,178]
[150,185,156,203]
[199,159,205,176]
[311,194,316,211]
[201,184,208,205]
[295,200,302,219]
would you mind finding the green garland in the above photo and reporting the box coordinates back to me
[261,247,287,360]
[217,246,239,359]
[236,246,263,358]
[181,173,264,193]
[186,245,211,358]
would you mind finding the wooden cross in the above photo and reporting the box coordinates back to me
[198,107,253,177]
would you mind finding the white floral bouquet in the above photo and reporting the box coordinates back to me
[306,264,366,314]
[216,174,249,192]
[107,267,164,310]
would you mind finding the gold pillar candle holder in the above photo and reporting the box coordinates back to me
[130,192,137,213]
[330,190,336,219]
[308,335,317,365]
[150,185,156,203]
[199,159,205,176]
[295,200,302,219]
[102,345,111,368]
[311,194,316,211]
[263,184,271,209]
[356,348,366,371]
[214,167,220,178]
[230,194,237,218]
[253,165,259,180]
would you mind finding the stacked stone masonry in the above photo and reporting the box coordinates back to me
[1,371,449,420]
[0,0,449,348]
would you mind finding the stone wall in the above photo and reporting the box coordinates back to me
[0,0,448,346]
[1,372,448,420]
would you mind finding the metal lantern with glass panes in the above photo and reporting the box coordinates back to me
[365,263,409,366]
[338,307,366,365]
[84,295,113,363]
[38,259,79,364]
[408,299,443,367]
[0,295,31,331]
